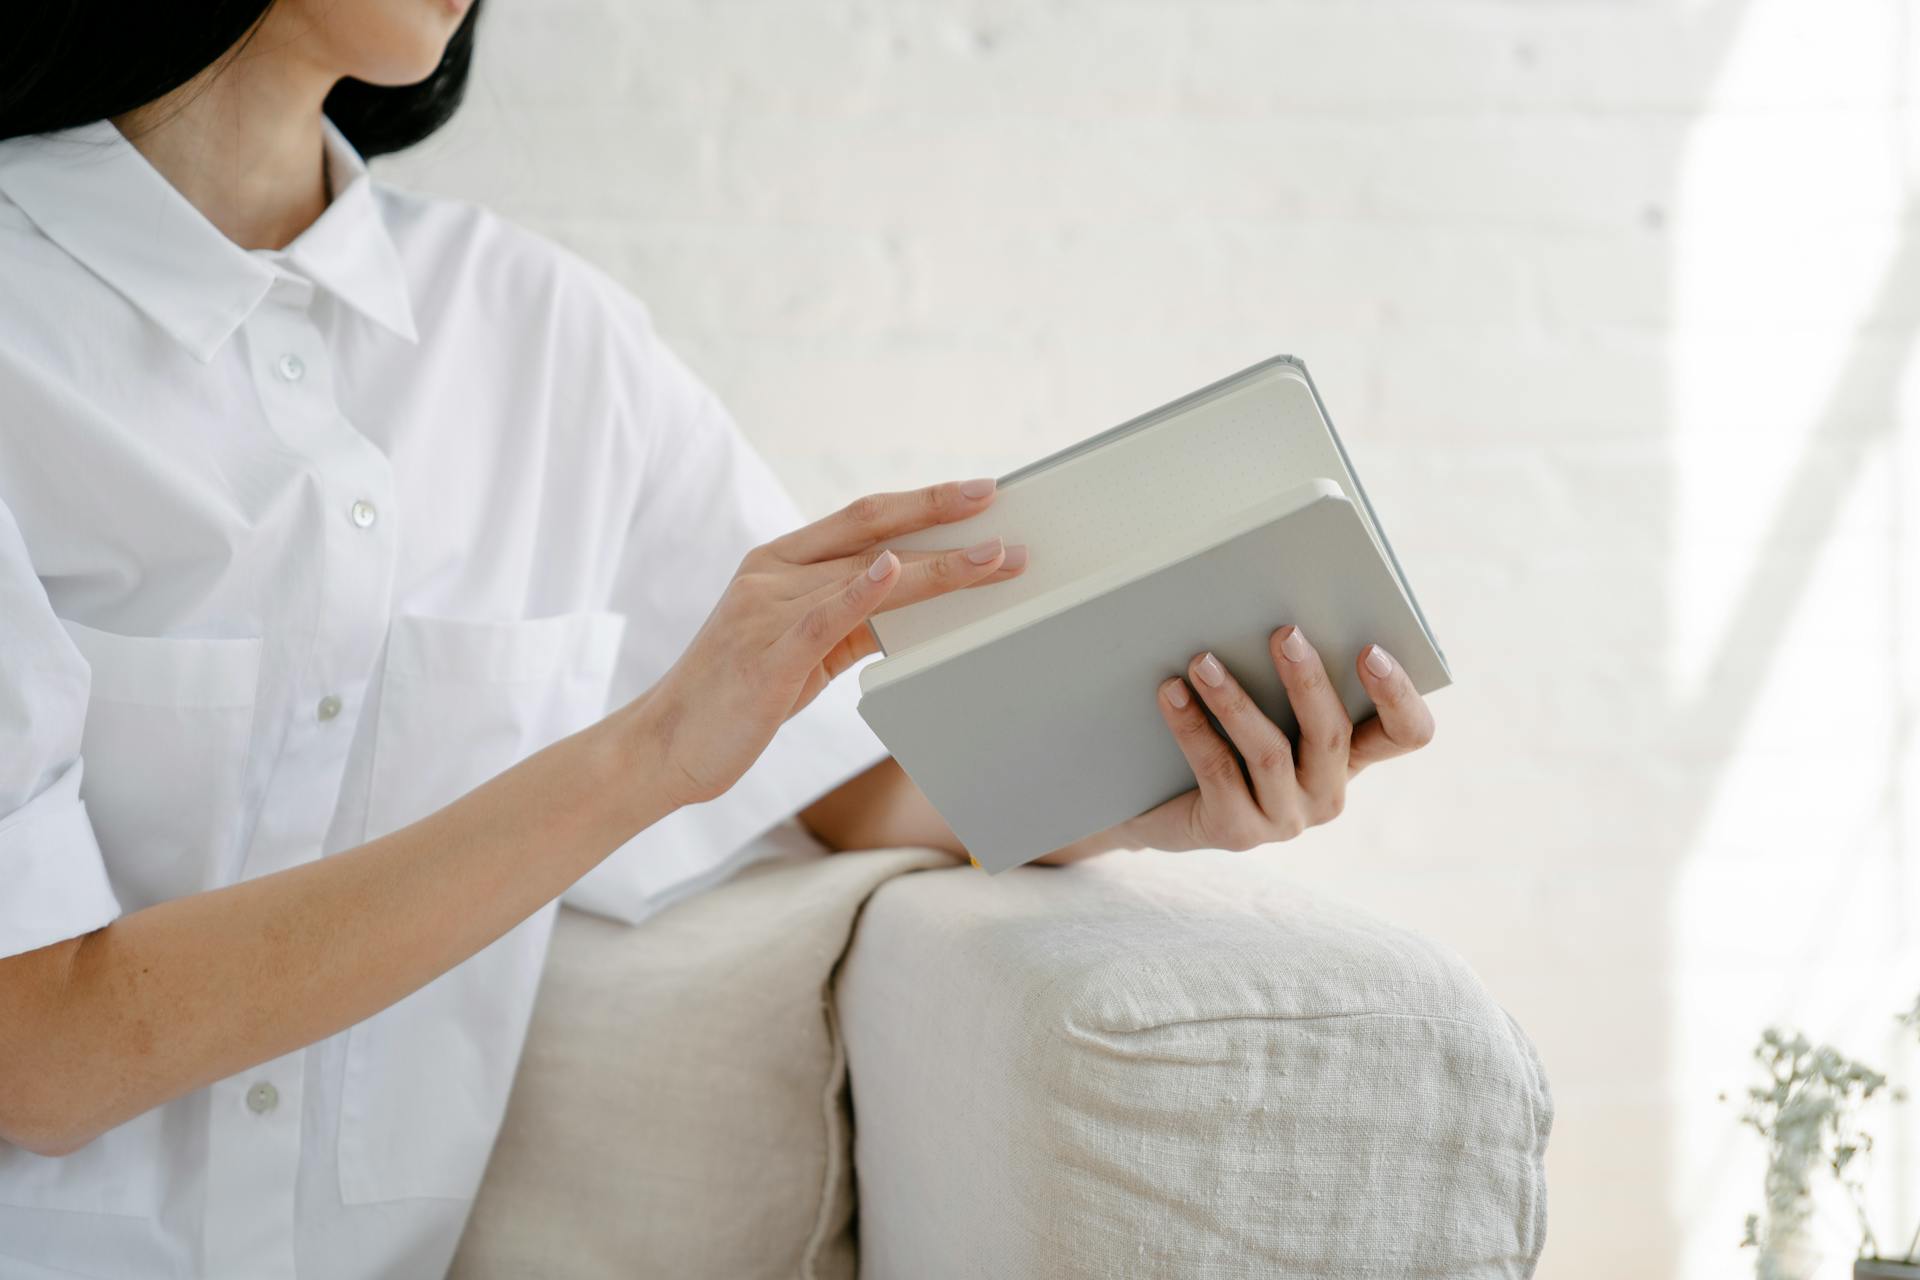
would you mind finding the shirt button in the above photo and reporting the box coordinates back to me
[246,1081,279,1114]
[317,694,343,721]
[349,500,378,529]
[276,353,306,382]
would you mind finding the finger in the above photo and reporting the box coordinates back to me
[770,478,999,563]
[1348,644,1437,775]
[1185,650,1304,828]
[963,542,1028,587]
[1154,673,1270,851]
[1268,626,1350,823]
[807,540,1030,598]
[880,537,1019,610]
[814,608,887,683]
[797,537,1024,611]
[783,550,901,664]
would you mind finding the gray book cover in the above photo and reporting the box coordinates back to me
[856,357,1451,872]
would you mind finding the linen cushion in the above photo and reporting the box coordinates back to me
[836,850,1552,1278]
[450,841,951,1280]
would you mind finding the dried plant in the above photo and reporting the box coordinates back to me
[1736,1003,1920,1278]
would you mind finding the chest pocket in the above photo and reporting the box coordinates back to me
[55,619,264,907]
[0,619,262,1218]
[339,609,627,1204]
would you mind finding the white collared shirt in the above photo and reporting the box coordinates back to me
[0,116,886,1280]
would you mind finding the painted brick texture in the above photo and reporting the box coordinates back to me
[384,3,1920,1276]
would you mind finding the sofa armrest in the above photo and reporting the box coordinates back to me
[834,850,1551,1279]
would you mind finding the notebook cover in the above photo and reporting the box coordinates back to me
[856,484,1449,872]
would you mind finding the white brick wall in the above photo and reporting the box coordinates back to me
[384,2,1920,1275]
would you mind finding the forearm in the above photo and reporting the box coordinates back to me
[798,757,965,858]
[0,696,676,1156]
[0,473,1032,1157]
[1032,817,1143,865]
[797,756,1139,865]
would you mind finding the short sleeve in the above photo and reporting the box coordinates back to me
[0,497,123,958]
[562,319,889,924]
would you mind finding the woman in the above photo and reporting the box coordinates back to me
[0,2,1437,1277]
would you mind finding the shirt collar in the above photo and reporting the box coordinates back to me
[0,115,417,362]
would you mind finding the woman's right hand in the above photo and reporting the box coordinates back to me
[637,477,1027,809]
[0,478,1026,1157]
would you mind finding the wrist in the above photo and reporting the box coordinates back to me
[593,690,691,836]
[1035,816,1140,866]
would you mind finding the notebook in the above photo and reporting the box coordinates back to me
[855,355,1451,872]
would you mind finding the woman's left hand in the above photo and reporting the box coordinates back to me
[1048,625,1436,860]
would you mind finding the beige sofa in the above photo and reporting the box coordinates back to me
[450,844,1551,1278]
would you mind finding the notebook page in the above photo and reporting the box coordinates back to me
[869,363,1374,654]
[862,480,1341,693]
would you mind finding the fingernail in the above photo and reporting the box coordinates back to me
[1163,679,1190,709]
[1001,544,1028,570]
[1193,652,1225,687]
[1365,645,1394,678]
[964,536,1003,565]
[959,477,996,499]
[867,550,897,581]
[1280,626,1310,663]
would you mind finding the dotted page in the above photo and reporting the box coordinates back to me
[870,363,1375,655]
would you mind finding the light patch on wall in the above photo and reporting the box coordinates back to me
[1668,0,1920,1274]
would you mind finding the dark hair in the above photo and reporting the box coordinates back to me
[0,1,483,157]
